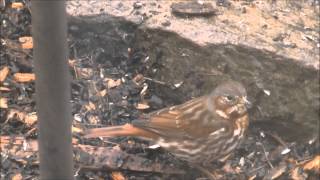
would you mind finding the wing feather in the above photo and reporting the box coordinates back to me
[132,96,227,139]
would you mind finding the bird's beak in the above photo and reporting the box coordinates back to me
[242,96,252,109]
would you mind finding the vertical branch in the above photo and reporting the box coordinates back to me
[31,1,73,179]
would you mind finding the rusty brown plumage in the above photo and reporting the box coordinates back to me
[84,81,250,167]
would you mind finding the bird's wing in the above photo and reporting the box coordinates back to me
[132,96,228,139]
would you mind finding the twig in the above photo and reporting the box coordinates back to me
[257,142,274,168]
[265,132,288,148]
[248,164,267,174]
[144,77,167,85]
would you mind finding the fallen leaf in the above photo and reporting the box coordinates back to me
[13,73,35,82]
[18,36,33,49]
[0,66,10,82]
[111,171,126,180]
[0,98,8,108]
[11,2,24,9]
[303,155,320,173]
[135,103,150,110]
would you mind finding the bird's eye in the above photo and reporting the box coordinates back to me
[224,95,235,102]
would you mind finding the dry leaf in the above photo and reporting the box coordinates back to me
[111,171,126,180]
[13,73,35,82]
[18,36,33,49]
[0,87,10,91]
[105,78,121,89]
[0,98,8,108]
[135,103,150,110]
[0,66,10,82]
[303,155,320,173]
[11,173,23,180]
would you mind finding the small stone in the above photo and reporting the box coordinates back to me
[216,0,231,7]
[148,95,163,108]
[161,20,171,27]
[133,2,143,9]
[241,7,246,13]
[171,1,217,17]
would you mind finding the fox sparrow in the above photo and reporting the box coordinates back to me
[84,81,250,174]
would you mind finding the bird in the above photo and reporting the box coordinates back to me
[84,81,250,178]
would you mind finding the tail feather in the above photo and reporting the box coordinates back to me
[84,123,159,139]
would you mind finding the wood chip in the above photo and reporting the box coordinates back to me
[0,97,8,108]
[105,78,121,89]
[0,66,10,82]
[11,2,24,9]
[135,103,150,110]
[111,172,126,180]
[87,115,100,124]
[7,109,25,120]
[98,89,107,97]
[85,101,96,111]
[18,36,33,49]
[11,173,23,180]
[68,59,76,66]
[75,67,93,79]
[13,73,35,82]
[0,86,10,91]
[7,110,37,126]
[72,126,83,134]
[303,155,320,173]
[24,113,37,126]
[265,163,287,180]
[291,167,307,180]
[133,74,144,85]
[1,136,186,175]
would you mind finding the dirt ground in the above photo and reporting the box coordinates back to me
[1,0,319,180]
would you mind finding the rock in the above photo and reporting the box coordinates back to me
[66,1,319,141]
[161,20,171,27]
[171,1,217,17]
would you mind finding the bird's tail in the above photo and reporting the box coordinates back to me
[84,123,158,139]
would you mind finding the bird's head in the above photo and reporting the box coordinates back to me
[207,81,251,120]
